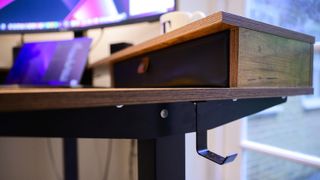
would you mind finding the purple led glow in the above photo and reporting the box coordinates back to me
[0,0,14,10]
[6,38,92,86]
[65,0,120,21]
[6,42,56,84]
[62,0,79,10]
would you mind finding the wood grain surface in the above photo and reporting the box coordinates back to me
[229,27,239,87]
[90,11,315,67]
[0,87,313,112]
[237,28,312,87]
[221,12,314,43]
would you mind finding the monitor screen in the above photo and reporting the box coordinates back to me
[0,0,176,33]
[5,38,92,86]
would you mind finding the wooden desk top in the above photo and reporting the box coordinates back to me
[90,11,315,67]
[0,87,312,112]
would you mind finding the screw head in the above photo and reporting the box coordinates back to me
[160,109,169,119]
[116,105,124,108]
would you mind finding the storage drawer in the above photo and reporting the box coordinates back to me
[91,11,314,89]
[113,31,230,88]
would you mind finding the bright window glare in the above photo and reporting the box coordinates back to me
[129,0,174,16]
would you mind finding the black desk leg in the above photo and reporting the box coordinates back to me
[63,138,78,180]
[138,134,185,180]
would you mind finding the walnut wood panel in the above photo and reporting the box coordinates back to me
[221,12,314,43]
[90,11,314,68]
[310,45,314,87]
[0,87,312,112]
[229,27,239,87]
[237,28,312,87]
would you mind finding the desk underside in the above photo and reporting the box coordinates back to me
[0,97,285,139]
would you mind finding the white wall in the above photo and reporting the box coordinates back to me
[0,1,246,180]
[0,138,63,180]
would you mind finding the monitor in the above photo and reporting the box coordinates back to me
[5,38,92,86]
[0,0,176,33]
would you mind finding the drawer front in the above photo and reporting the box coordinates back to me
[113,30,230,88]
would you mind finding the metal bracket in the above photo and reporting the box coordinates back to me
[195,101,237,165]
[194,97,287,165]
[196,129,237,165]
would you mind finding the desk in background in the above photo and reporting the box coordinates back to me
[0,87,312,180]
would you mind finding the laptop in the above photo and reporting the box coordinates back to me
[5,37,92,88]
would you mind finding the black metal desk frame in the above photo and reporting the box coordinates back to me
[0,97,286,180]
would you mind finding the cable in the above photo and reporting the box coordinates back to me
[47,139,63,180]
[102,139,113,180]
[90,28,105,52]
[48,138,113,180]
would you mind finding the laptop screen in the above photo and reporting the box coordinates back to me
[5,37,92,86]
